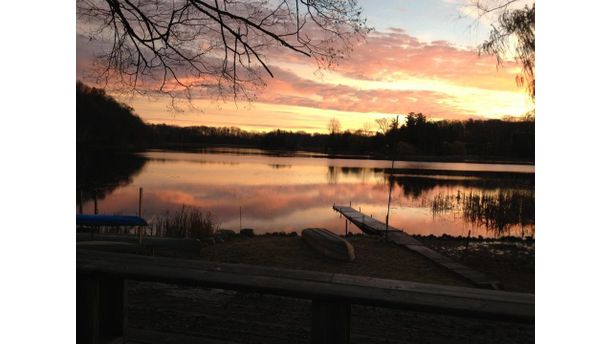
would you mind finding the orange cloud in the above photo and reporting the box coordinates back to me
[255,68,478,119]
[77,25,530,131]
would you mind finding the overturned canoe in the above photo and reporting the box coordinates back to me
[302,228,355,262]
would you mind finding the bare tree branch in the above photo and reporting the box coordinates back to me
[77,0,372,106]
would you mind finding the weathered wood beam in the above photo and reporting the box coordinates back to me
[77,249,534,322]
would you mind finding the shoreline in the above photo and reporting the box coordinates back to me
[149,143,537,166]
[79,144,535,166]
[216,230,535,242]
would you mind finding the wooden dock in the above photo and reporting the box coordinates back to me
[332,205,501,290]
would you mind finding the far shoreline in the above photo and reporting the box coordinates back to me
[150,143,536,166]
[80,143,535,166]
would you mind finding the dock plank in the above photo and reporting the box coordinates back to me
[332,205,501,290]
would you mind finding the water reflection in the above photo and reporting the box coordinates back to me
[77,149,146,203]
[431,190,534,236]
[326,166,382,184]
[77,148,535,237]
[390,173,534,199]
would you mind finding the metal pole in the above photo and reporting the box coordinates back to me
[384,116,399,240]
[138,187,143,246]
[345,219,348,236]
[385,159,395,239]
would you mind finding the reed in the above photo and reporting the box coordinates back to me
[432,189,534,235]
[154,205,218,240]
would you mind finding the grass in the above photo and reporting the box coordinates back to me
[153,205,218,240]
[432,189,535,236]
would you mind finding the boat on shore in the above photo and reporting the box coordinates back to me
[302,228,355,262]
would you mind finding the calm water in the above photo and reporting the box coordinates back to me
[77,148,535,238]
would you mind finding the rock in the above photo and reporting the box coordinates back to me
[200,237,216,246]
[240,228,255,237]
[215,229,236,241]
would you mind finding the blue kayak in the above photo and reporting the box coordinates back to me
[77,214,148,227]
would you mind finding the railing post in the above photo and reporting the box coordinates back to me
[77,275,126,344]
[311,299,350,344]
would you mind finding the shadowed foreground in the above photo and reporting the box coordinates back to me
[199,235,471,287]
[127,282,534,344]
[106,235,534,343]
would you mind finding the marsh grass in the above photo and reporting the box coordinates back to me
[432,190,534,236]
[154,205,218,240]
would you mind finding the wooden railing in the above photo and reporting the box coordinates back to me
[77,249,534,344]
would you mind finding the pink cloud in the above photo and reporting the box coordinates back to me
[334,31,521,91]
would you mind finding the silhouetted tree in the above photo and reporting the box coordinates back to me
[375,118,392,134]
[473,1,535,100]
[328,118,341,134]
[77,81,150,148]
[77,0,371,101]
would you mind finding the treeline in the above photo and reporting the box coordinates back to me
[77,82,534,162]
[77,81,149,149]
[384,113,534,161]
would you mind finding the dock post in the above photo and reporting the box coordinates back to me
[311,300,350,344]
[345,219,348,236]
[385,215,389,240]
[464,230,471,255]
[138,187,143,217]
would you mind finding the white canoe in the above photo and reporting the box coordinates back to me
[302,228,355,262]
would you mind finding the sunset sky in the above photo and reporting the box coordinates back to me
[76,0,533,133]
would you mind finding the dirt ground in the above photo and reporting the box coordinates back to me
[198,234,472,287]
[122,234,534,343]
[415,235,535,293]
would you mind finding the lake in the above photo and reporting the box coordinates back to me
[77,148,535,238]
